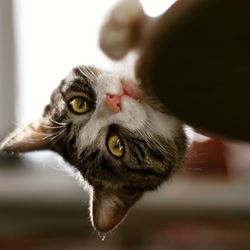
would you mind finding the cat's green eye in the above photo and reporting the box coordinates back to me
[107,134,124,158]
[69,97,90,114]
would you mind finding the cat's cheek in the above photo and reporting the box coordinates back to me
[144,105,182,140]
[117,97,147,130]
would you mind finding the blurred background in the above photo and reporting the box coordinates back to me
[1,0,250,249]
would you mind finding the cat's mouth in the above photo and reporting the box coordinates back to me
[121,79,142,101]
[105,81,142,113]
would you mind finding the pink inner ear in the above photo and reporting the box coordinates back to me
[91,190,142,233]
[0,119,53,153]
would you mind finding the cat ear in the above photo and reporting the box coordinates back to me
[0,119,54,153]
[90,189,143,232]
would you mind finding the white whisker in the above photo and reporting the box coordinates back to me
[85,65,97,79]
[49,118,68,126]
[41,124,67,129]
[138,121,174,159]
[49,129,67,150]
[78,65,95,81]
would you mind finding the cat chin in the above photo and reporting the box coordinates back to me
[144,104,182,140]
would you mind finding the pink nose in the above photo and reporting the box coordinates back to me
[105,95,122,113]
[105,80,142,113]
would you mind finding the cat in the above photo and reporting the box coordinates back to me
[0,65,187,233]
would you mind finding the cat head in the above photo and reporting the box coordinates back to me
[0,65,186,232]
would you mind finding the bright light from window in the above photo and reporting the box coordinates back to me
[14,0,176,126]
[140,0,176,17]
[14,0,117,125]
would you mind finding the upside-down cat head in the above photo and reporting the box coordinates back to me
[0,65,187,232]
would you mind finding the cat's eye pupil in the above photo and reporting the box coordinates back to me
[107,134,124,158]
[78,101,85,109]
[116,141,123,150]
[69,97,90,114]
[79,102,85,108]
[114,140,122,149]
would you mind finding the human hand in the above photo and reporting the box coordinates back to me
[100,0,250,141]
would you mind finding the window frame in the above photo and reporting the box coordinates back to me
[0,0,16,140]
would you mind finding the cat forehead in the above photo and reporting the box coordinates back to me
[61,66,122,94]
[61,67,95,92]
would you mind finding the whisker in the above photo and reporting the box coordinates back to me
[49,129,67,149]
[24,126,67,144]
[78,65,95,81]
[48,129,66,141]
[23,124,67,142]
[40,124,67,129]
[30,131,52,137]
[49,118,68,126]
[138,122,174,159]
[85,65,97,79]
[78,65,91,79]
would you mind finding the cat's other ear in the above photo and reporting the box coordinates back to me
[90,188,143,232]
[0,119,54,153]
